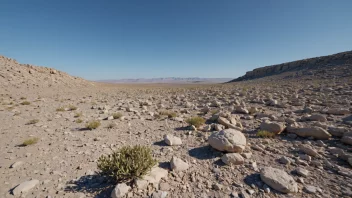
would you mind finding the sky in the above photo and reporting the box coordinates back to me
[0,0,351,80]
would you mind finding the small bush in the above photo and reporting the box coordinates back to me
[97,145,157,182]
[256,130,275,138]
[26,119,39,125]
[22,137,39,146]
[56,107,65,112]
[112,112,123,119]
[20,101,30,105]
[68,105,77,111]
[20,97,27,100]
[159,110,177,118]
[86,120,101,130]
[76,119,83,123]
[74,112,82,118]
[186,116,205,128]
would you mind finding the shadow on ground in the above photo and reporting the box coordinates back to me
[65,174,114,198]
[188,145,221,160]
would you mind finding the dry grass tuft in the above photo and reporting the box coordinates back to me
[85,120,101,130]
[256,130,276,138]
[22,137,39,146]
[186,116,205,128]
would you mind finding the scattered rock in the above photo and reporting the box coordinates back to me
[12,179,39,196]
[221,153,245,165]
[208,129,246,153]
[111,183,131,198]
[260,167,298,193]
[163,134,182,146]
[170,156,189,171]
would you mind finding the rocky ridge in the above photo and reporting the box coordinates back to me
[229,50,352,82]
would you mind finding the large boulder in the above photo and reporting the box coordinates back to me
[208,129,246,153]
[260,121,285,134]
[260,167,298,193]
[287,126,331,140]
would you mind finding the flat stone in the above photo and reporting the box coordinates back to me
[260,167,298,193]
[135,167,168,190]
[221,153,244,165]
[12,179,39,196]
[164,134,182,146]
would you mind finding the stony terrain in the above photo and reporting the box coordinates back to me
[0,53,351,198]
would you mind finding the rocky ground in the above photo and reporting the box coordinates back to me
[0,55,352,198]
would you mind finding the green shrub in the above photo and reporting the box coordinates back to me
[256,130,275,138]
[97,145,157,183]
[22,137,39,146]
[56,107,65,112]
[112,112,123,119]
[76,119,83,123]
[186,116,205,128]
[26,119,39,125]
[20,101,30,105]
[86,120,101,130]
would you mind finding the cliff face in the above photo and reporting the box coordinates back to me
[229,51,352,82]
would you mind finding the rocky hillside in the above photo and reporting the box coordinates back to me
[0,55,91,90]
[229,50,352,82]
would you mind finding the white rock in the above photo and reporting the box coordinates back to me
[163,134,182,146]
[170,156,189,171]
[287,126,331,140]
[296,167,309,177]
[221,153,244,165]
[111,183,131,198]
[260,121,285,134]
[260,167,298,193]
[13,179,39,196]
[10,161,24,169]
[208,129,246,153]
[135,167,168,190]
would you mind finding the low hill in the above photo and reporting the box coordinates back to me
[228,50,352,82]
[0,55,91,91]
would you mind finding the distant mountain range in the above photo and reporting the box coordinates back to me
[98,77,232,84]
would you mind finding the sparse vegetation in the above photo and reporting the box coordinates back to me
[22,137,39,146]
[26,119,39,125]
[159,110,177,118]
[56,107,65,111]
[74,112,82,118]
[20,101,30,105]
[76,119,83,123]
[85,120,101,130]
[107,122,117,129]
[97,145,157,182]
[256,130,276,138]
[112,112,123,119]
[210,109,220,115]
[68,105,77,111]
[20,97,26,100]
[186,116,205,128]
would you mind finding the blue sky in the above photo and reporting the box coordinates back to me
[1,0,351,80]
